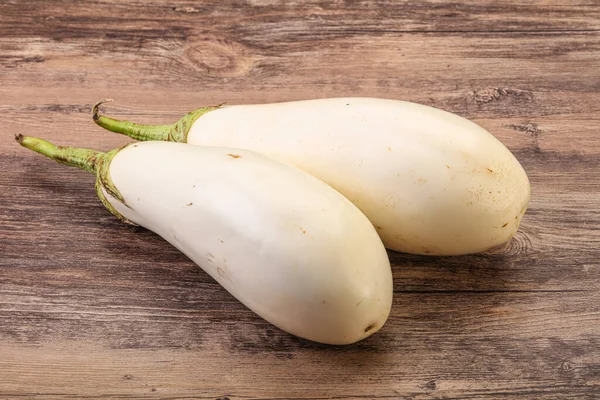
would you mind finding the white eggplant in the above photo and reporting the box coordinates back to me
[94,97,531,256]
[16,135,392,345]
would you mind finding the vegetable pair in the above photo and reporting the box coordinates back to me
[17,97,531,344]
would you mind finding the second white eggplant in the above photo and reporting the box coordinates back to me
[94,97,531,255]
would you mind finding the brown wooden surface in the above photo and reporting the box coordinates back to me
[1,1,599,399]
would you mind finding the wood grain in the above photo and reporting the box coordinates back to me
[1,1,599,399]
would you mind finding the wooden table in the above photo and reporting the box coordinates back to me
[1,1,599,398]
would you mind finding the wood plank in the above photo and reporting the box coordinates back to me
[1,0,600,37]
[2,32,600,101]
[0,327,598,399]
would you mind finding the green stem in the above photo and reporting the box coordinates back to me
[15,134,101,173]
[16,134,135,226]
[92,99,221,143]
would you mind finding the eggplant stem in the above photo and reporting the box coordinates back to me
[15,134,101,173]
[91,100,223,143]
[15,134,135,225]
[92,99,172,141]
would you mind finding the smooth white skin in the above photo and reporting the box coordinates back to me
[187,97,531,255]
[104,142,393,345]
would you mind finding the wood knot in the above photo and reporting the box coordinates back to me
[483,228,534,257]
[473,87,533,105]
[425,380,437,390]
[505,122,542,136]
[473,87,508,104]
[185,37,256,78]
[173,6,201,13]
